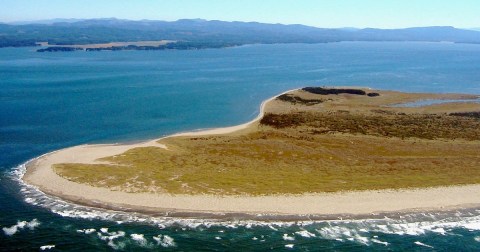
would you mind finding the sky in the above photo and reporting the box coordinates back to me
[1,0,479,28]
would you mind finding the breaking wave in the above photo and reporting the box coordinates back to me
[6,158,480,247]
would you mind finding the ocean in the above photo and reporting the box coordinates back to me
[1,42,480,251]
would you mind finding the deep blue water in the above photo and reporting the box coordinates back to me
[1,42,480,251]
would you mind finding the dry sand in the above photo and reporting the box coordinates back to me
[23,88,480,218]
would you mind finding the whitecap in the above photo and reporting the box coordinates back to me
[474,236,480,242]
[282,234,295,241]
[295,230,316,238]
[268,225,278,231]
[108,231,126,240]
[371,238,389,246]
[97,230,125,242]
[153,234,176,247]
[431,227,446,235]
[2,219,40,236]
[26,219,40,230]
[130,233,150,247]
[3,225,19,236]
[107,240,126,250]
[285,244,294,248]
[316,226,369,245]
[77,228,96,234]
[40,245,55,250]
[414,241,434,248]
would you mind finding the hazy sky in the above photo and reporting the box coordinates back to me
[1,0,479,28]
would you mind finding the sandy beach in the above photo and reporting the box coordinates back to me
[23,88,480,219]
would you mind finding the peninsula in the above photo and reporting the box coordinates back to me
[23,87,480,219]
[36,40,240,52]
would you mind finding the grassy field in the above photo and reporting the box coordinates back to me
[54,89,480,195]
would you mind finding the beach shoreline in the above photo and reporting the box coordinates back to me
[22,87,480,220]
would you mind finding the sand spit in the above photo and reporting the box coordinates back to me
[23,87,480,218]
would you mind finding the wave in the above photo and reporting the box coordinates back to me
[2,219,40,236]
[39,245,55,250]
[153,234,176,248]
[5,159,480,247]
[76,226,176,250]
[414,241,434,248]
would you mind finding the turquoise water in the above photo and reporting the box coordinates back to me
[1,42,480,251]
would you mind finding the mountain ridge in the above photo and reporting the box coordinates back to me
[1,18,480,48]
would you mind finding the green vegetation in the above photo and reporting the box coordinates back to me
[37,41,241,52]
[54,130,480,195]
[53,89,480,196]
[260,111,480,140]
[302,87,381,97]
[55,112,480,195]
[37,47,83,52]
[302,87,367,95]
[276,94,326,105]
[451,111,480,119]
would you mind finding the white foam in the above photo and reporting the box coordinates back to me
[77,228,96,234]
[26,219,41,230]
[153,234,176,248]
[2,219,40,236]
[109,231,125,240]
[40,245,55,250]
[107,240,126,250]
[2,225,19,236]
[8,158,480,237]
[268,225,278,231]
[414,241,434,248]
[15,221,27,229]
[431,227,446,235]
[130,233,149,247]
[316,226,370,245]
[97,230,125,242]
[283,233,295,241]
[474,236,480,242]
[285,244,295,248]
[295,230,316,238]
[462,222,480,230]
[371,238,389,246]
[94,229,126,250]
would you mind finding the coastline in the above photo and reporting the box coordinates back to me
[22,88,480,220]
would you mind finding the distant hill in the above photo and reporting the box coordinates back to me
[1,18,480,48]
[8,18,88,25]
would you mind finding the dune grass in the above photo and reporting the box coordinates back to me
[54,127,480,195]
[53,89,480,195]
